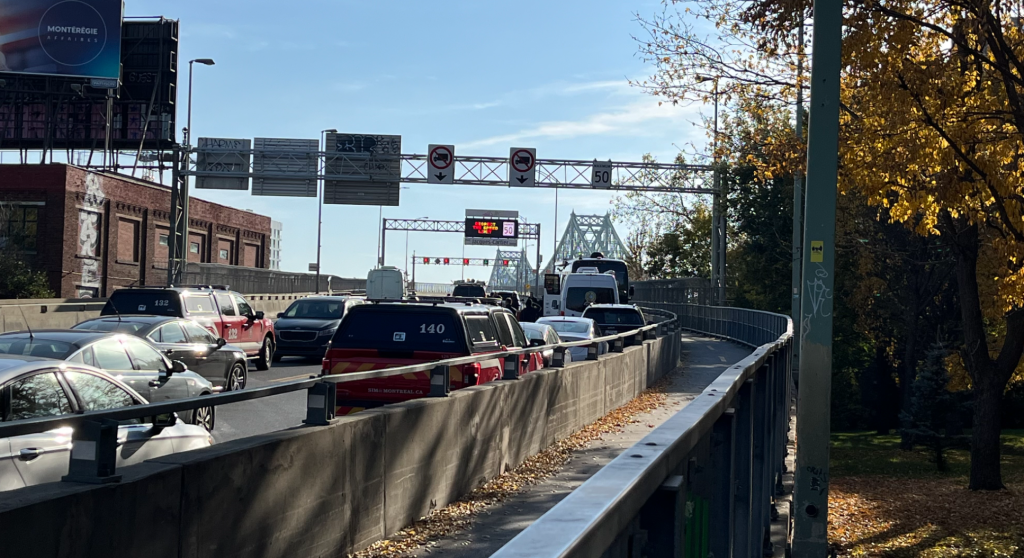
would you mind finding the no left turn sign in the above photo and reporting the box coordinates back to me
[427,144,455,184]
[509,147,537,187]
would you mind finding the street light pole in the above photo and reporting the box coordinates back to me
[697,74,727,305]
[168,58,214,286]
[317,128,337,294]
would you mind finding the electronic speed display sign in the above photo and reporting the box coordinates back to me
[464,209,519,247]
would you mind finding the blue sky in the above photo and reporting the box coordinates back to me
[127,0,708,283]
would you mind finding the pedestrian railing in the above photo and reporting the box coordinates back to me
[492,303,793,558]
[0,307,680,486]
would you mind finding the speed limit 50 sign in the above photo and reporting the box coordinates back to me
[591,160,613,188]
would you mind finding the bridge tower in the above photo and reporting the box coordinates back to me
[487,250,533,293]
[544,212,628,272]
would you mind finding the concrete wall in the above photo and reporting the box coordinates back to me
[0,294,313,334]
[0,333,682,558]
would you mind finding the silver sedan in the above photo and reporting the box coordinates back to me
[535,317,608,362]
[0,356,212,492]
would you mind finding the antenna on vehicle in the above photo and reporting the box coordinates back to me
[17,306,34,341]
[107,298,123,323]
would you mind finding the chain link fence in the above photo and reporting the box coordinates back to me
[631,277,712,306]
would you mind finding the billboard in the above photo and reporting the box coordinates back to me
[0,0,125,80]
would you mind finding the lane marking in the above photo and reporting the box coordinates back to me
[719,356,727,362]
[270,373,313,383]
[706,345,715,351]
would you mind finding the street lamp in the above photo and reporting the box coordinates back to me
[316,128,337,294]
[186,59,215,146]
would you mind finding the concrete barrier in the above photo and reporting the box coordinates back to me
[0,293,313,334]
[0,332,682,558]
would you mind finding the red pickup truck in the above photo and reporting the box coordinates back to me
[101,286,277,370]
[323,302,543,415]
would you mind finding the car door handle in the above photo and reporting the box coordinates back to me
[18,448,41,461]
[149,380,162,387]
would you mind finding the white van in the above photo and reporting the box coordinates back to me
[560,271,620,317]
[367,266,405,300]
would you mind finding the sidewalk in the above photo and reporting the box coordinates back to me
[410,334,755,557]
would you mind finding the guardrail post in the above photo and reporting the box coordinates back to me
[639,474,686,557]
[611,337,624,353]
[503,356,519,380]
[62,419,122,484]
[303,381,337,426]
[551,347,568,367]
[587,343,600,360]
[752,364,772,557]
[710,409,736,558]
[429,365,450,397]
[733,379,754,558]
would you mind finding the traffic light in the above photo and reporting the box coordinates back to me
[443,258,450,265]
[463,259,470,265]
[483,259,489,266]
[434,258,441,264]
[423,257,429,264]
[502,260,510,266]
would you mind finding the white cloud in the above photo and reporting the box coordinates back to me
[461,100,699,149]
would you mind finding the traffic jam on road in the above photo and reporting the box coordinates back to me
[0,256,648,491]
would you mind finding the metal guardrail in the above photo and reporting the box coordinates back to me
[492,302,793,558]
[0,306,679,485]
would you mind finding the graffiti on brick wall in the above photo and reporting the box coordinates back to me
[77,174,105,297]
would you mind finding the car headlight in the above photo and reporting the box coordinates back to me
[319,328,337,337]
[233,351,246,359]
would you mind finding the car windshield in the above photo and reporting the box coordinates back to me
[0,339,75,359]
[582,309,644,326]
[282,300,345,319]
[452,285,486,298]
[73,320,147,333]
[542,321,591,334]
[105,291,180,316]
[332,310,465,353]
[564,287,617,313]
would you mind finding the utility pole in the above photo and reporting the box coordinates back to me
[792,0,842,556]
[791,21,805,381]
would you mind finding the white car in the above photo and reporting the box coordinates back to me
[536,317,608,362]
[0,355,213,492]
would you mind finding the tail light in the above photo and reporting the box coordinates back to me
[560,311,565,316]
[464,362,481,386]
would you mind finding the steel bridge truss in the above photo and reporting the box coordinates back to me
[545,213,629,272]
[488,250,534,293]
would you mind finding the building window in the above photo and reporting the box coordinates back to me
[117,218,140,263]
[189,242,200,254]
[159,234,169,246]
[1,204,40,251]
[219,249,229,261]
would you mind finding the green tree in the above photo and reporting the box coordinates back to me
[900,343,966,472]
[0,202,55,299]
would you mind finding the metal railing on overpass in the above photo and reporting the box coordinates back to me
[493,302,793,558]
[0,306,680,486]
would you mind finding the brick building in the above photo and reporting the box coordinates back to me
[0,164,272,298]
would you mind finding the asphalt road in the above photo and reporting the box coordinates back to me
[213,357,324,443]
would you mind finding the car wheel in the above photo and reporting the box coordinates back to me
[255,336,274,371]
[192,405,216,432]
[226,362,247,391]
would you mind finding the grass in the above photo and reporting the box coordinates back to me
[828,430,1024,557]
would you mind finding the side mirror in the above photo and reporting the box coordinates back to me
[213,338,227,350]
[277,312,285,319]
[529,339,545,347]
[152,412,177,428]
[254,310,265,320]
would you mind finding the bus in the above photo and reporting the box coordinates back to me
[570,254,632,302]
